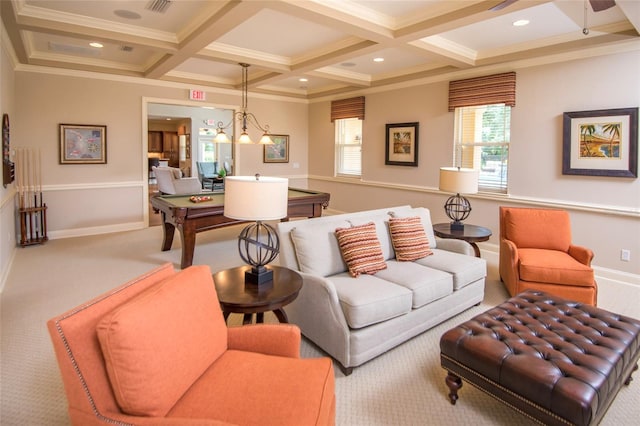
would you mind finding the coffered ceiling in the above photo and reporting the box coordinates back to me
[2,0,639,99]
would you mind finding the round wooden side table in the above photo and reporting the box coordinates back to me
[212,265,302,325]
[433,223,492,258]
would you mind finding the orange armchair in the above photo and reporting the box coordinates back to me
[47,263,335,426]
[499,207,597,305]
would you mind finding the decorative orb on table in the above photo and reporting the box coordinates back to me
[237,221,280,284]
[444,194,471,223]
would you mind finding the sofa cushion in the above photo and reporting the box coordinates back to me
[388,216,433,261]
[415,248,486,290]
[518,248,595,286]
[328,272,412,329]
[377,261,453,308]
[170,167,182,179]
[504,208,571,251]
[388,207,437,249]
[167,350,335,426]
[290,219,350,277]
[96,265,226,417]
[335,222,387,277]
[346,211,395,260]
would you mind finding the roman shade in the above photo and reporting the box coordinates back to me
[331,96,365,122]
[448,72,516,111]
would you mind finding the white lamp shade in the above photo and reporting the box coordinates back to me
[224,176,289,220]
[439,167,479,194]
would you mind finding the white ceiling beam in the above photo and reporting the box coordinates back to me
[145,1,265,79]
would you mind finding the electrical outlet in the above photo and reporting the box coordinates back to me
[620,249,631,262]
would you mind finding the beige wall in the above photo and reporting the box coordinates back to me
[308,50,640,277]
[9,72,308,238]
[0,28,638,289]
[1,23,17,287]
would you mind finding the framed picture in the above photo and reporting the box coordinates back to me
[562,107,637,177]
[264,134,289,163]
[59,124,107,164]
[385,122,419,167]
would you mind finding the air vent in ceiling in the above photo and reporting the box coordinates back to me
[48,42,100,56]
[146,0,171,13]
[120,45,134,52]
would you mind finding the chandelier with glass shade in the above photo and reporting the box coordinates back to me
[214,63,273,145]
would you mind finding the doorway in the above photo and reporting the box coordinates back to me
[143,98,236,227]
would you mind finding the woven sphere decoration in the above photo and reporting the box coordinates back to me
[237,222,279,267]
[444,195,471,222]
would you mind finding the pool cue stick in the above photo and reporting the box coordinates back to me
[15,149,20,243]
[33,148,40,240]
[17,148,25,243]
[33,149,38,240]
[17,148,22,208]
[15,148,20,208]
[38,148,44,240]
[19,148,25,208]
[31,149,37,241]
[27,149,34,241]
[30,148,37,239]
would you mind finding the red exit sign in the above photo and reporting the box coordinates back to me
[189,89,206,101]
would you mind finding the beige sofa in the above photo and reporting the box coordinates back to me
[277,205,486,375]
[152,166,202,195]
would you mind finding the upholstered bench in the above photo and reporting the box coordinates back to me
[440,290,640,426]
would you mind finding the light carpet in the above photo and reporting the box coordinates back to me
[1,224,639,425]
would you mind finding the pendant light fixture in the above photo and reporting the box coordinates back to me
[214,63,273,144]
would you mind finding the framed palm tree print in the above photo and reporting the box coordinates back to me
[562,107,637,177]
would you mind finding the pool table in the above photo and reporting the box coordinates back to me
[150,188,330,268]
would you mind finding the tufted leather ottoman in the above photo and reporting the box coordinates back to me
[440,290,640,425]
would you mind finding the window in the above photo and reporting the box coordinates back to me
[335,117,362,176]
[454,104,510,193]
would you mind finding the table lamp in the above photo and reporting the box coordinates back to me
[439,167,478,231]
[224,175,289,285]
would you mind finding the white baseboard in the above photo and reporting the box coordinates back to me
[0,247,17,294]
[48,222,145,240]
[480,242,640,290]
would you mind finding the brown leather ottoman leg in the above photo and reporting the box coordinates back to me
[445,371,462,405]
[625,364,639,385]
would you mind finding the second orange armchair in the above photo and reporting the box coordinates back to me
[499,207,597,305]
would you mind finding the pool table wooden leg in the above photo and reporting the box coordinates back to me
[179,223,197,269]
[160,214,175,252]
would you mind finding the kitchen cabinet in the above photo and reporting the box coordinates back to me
[148,131,163,152]
[163,131,179,167]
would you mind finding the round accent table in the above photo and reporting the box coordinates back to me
[433,223,492,258]
[212,265,302,325]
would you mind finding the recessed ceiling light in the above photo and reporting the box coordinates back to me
[340,62,356,67]
[89,42,103,48]
[373,57,385,62]
[114,9,142,20]
[299,78,308,82]
[513,19,530,27]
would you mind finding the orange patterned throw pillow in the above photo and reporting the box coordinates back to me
[335,222,387,277]
[389,216,433,261]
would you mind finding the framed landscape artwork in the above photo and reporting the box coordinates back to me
[59,124,107,164]
[264,134,289,163]
[562,107,637,177]
[385,122,419,166]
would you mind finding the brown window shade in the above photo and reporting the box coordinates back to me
[448,72,516,111]
[331,96,365,122]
